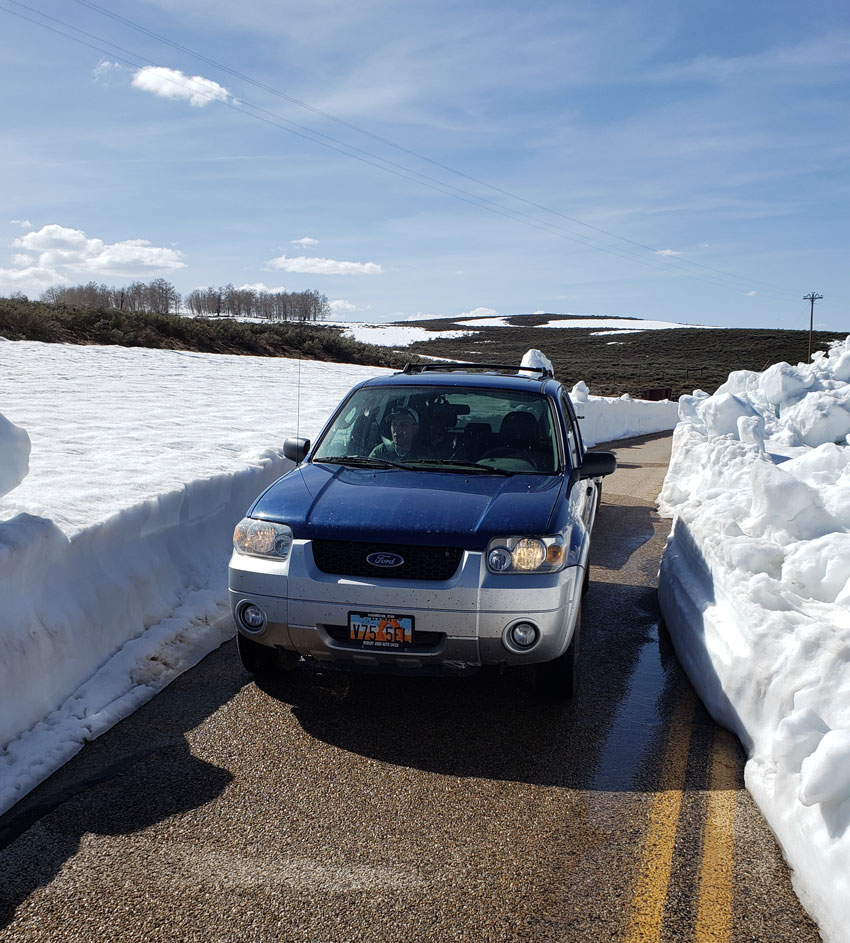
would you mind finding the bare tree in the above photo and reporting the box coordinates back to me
[144,278,180,315]
[38,279,326,322]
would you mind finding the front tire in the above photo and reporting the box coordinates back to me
[237,633,299,678]
[534,603,581,701]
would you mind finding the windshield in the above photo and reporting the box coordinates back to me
[312,384,561,475]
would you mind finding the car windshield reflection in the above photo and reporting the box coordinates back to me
[311,385,561,475]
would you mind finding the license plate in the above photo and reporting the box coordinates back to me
[348,612,414,649]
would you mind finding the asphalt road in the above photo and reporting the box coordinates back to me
[0,432,820,942]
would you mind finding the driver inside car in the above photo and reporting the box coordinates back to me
[369,407,429,462]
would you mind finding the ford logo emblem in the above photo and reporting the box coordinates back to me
[367,552,405,568]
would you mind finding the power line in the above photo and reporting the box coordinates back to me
[1,0,797,300]
[67,0,798,299]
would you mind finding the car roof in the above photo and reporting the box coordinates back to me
[361,367,561,395]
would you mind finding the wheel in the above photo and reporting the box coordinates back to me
[534,604,581,701]
[582,562,590,596]
[596,480,603,505]
[237,632,299,677]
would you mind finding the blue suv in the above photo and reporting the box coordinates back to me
[228,360,616,698]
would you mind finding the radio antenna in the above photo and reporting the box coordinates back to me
[296,347,302,442]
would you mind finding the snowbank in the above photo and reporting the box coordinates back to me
[571,381,680,447]
[0,462,288,809]
[0,342,386,814]
[658,337,850,942]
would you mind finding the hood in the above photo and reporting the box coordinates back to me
[250,462,566,549]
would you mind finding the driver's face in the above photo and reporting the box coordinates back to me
[390,415,416,453]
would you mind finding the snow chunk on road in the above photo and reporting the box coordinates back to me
[520,348,554,375]
[0,411,29,498]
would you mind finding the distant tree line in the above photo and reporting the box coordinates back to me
[41,278,182,315]
[38,279,328,322]
[0,295,409,369]
[184,285,328,322]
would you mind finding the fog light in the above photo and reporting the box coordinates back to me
[240,604,266,632]
[488,547,512,572]
[510,622,538,648]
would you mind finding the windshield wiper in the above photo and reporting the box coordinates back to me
[314,455,411,470]
[409,459,515,476]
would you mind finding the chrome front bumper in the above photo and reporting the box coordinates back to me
[228,540,583,671]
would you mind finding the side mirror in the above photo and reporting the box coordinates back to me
[579,450,616,479]
[283,437,311,463]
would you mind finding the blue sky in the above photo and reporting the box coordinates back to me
[1,0,848,330]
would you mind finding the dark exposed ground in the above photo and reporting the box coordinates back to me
[1,300,843,398]
[404,314,845,399]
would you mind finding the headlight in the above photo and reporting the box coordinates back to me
[486,535,566,574]
[233,518,293,559]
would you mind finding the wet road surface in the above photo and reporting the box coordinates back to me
[0,432,820,942]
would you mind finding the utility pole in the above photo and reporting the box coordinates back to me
[803,292,823,362]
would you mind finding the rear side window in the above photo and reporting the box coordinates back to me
[561,395,583,468]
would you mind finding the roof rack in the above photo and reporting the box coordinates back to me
[401,361,554,379]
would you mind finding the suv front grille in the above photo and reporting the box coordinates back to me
[311,540,463,581]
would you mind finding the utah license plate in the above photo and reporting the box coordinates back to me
[348,612,414,649]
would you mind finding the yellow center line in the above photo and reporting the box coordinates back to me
[694,728,738,943]
[625,690,695,943]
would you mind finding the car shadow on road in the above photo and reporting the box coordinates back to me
[590,500,659,572]
[0,649,237,930]
[255,575,737,798]
[594,430,675,453]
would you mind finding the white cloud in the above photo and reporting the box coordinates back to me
[1,224,185,296]
[131,66,232,108]
[0,264,63,296]
[746,290,757,296]
[14,225,185,273]
[459,306,497,318]
[93,60,125,85]
[267,254,383,275]
[656,249,682,257]
[291,236,319,247]
[237,282,287,293]
[329,299,358,312]
[10,219,32,229]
